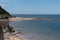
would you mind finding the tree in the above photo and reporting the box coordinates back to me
[0,6,12,17]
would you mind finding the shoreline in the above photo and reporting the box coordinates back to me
[9,17,60,21]
[9,17,36,21]
[4,32,27,40]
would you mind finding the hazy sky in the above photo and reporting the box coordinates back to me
[0,0,60,14]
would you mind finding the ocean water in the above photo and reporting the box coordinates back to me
[10,14,60,40]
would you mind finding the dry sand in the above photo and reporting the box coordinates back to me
[9,17,36,21]
[9,17,60,21]
[4,32,26,40]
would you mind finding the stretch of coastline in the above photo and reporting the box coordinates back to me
[9,17,36,21]
[4,32,26,40]
[8,16,60,40]
[9,17,60,21]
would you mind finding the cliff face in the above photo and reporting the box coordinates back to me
[0,6,12,17]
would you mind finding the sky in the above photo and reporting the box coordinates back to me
[0,0,60,14]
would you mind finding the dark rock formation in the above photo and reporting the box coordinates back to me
[0,25,4,40]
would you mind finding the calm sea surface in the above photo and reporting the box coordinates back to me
[10,14,60,40]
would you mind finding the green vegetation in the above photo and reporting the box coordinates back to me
[0,6,12,17]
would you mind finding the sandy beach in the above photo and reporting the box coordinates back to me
[9,17,36,21]
[9,17,60,21]
[4,32,26,40]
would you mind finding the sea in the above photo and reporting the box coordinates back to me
[10,14,60,40]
